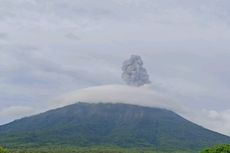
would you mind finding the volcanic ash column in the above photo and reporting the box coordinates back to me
[121,55,151,87]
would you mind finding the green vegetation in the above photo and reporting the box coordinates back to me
[0,103,229,152]
[8,146,192,153]
[200,144,230,153]
[4,144,230,153]
[0,147,9,153]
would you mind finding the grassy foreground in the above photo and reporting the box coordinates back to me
[4,144,230,153]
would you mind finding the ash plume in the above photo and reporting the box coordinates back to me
[121,55,151,87]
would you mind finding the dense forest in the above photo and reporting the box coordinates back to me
[200,144,230,153]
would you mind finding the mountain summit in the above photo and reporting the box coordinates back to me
[0,103,229,152]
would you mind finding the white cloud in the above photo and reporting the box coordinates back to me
[0,0,229,137]
[50,84,183,112]
[51,84,230,136]
[0,106,36,124]
[183,109,230,136]
[0,106,35,117]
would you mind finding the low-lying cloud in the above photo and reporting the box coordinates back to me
[51,84,182,111]
[51,84,230,136]
[0,106,36,124]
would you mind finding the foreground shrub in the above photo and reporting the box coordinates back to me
[200,144,230,153]
[0,147,8,153]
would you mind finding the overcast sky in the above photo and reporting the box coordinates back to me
[0,0,230,136]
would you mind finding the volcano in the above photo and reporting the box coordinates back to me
[0,102,229,152]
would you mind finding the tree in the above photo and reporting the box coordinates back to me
[200,144,230,153]
[0,147,8,153]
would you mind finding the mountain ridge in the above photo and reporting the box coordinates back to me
[0,102,229,152]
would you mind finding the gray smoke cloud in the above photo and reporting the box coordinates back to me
[122,55,151,87]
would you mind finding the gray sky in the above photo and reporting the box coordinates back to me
[0,0,230,135]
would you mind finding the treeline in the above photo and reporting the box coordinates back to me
[1,147,158,153]
[200,144,230,153]
[0,146,187,153]
[1,145,230,153]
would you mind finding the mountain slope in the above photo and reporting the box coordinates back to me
[0,102,229,151]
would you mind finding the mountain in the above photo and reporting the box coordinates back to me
[0,102,229,152]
